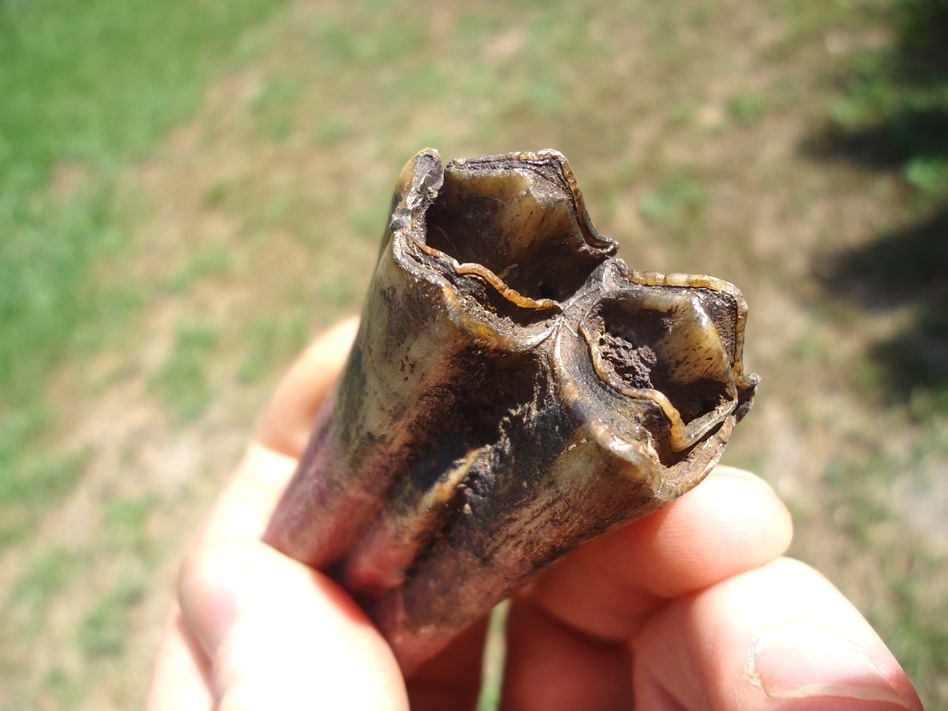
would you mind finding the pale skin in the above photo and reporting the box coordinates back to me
[147,318,924,711]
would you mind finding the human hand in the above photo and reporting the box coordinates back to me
[147,319,924,711]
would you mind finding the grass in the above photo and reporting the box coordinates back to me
[163,246,233,295]
[638,175,708,228]
[102,494,159,560]
[78,576,145,659]
[0,0,287,399]
[816,0,948,419]
[0,410,86,545]
[728,91,767,125]
[9,548,88,625]
[0,0,289,572]
[1,0,947,707]
[148,322,220,422]
[477,602,510,711]
[237,314,310,385]
[822,0,948,202]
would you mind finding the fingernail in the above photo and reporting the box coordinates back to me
[746,623,916,708]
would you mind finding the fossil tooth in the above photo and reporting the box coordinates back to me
[263,148,758,671]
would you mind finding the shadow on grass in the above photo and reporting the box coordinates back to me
[808,105,948,172]
[808,0,948,406]
[822,208,948,401]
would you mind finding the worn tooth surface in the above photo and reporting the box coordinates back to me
[263,148,758,671]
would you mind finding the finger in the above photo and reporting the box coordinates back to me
[148,320,364,711]
[634,557,923,711]
[179,540,409,711]
[197,319,360,548]
[525,466,793,641]
[197,444,299,547]
[499,467,793,710]
[147,608,214,711]
[148,434,305,709]
[256,316,359,458]
[186,444,488,710]
[500,599,634,711]
[407,618,489,711]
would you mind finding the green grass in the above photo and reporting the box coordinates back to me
[163,246,233,295]
[819,0,948,420]
[0,0,288,548]
[0,409,86,545]
[149,323,220,422]
[477,602,510,711]
[9,548,87,623]
[728,91,766,124]
[826,0,948,201]
[103,494,159,561]
[78,576,145,659]
[638,175,708,229]
[237,314,310,385]
[0,490,159,706]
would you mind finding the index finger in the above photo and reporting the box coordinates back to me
[199,317,359,548]
[499,467,794,708]
[521,465,794,640]
[256,317,359,458]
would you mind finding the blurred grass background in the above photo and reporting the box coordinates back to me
[1,0,946,708]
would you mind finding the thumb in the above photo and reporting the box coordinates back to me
[178,541,408,711]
